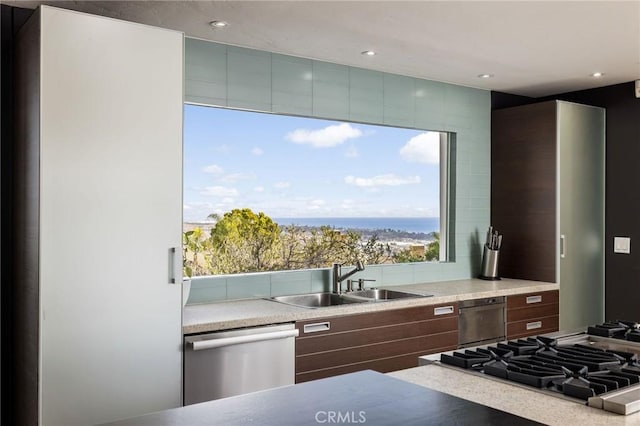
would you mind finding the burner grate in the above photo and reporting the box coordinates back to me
[439,333,640,403]
[440,350,491,369]
[587,320,640,342]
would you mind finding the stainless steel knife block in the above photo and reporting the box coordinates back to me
[479,245,501,280]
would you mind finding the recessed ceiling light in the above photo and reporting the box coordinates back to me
[478,74,494,79]
[591,72,604,78]
[361,50,376,56]
[209,20,228,28]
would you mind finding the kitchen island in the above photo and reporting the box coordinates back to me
[101,370,541,425]
[101,365,640,425]
[389,364,640,425]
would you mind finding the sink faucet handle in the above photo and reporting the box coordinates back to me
[357,278,376,291]
[346,279,354,292]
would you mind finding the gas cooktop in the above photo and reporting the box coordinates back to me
[587,320,640,342]
[432,320,640,416]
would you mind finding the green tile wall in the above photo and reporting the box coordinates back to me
[184,38,491,304]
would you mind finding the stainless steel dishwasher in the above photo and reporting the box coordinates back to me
[458,297,505,348]
[184,323,299,405]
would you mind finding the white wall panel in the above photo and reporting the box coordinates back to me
[38,7,183,425]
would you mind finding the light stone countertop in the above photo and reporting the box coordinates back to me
[388,364,640,425]
[183,278,558,334]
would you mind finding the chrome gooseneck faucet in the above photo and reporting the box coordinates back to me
[332,260,365,294]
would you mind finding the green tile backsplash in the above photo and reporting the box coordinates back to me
[185,37,491,303]
[348,68,384,124]
[271,54,313,116]
[312,61,350,119]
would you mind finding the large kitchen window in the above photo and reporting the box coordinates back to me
[183,104,454,277]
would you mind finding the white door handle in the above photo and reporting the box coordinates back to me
[526,295,542,304]
[434,306,454,316]
[303,322,331,333]
[526,321,542,330]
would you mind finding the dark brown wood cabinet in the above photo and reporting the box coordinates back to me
[492,100,605,330]
[294,303,458,383]
[506,290,559,339]
[491,101,558,283]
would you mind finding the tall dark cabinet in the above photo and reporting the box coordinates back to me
[491,100,605,330]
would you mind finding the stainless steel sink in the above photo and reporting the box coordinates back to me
[269,289,431,308]
[269,292,369,308]
[347,289,431,300]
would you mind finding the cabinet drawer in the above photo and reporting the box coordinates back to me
[296,331,458,373]
[296,353,430,383]
[296,302,458,337]
[507,315,559,339]
[507,302,559,323]
[295,303,459,383]
[507,290,559,309]
[296,316,457,356]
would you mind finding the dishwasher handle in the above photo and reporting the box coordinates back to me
[190,329,299,351]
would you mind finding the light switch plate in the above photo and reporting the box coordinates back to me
[614,237,631,254]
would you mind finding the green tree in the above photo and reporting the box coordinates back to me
[424,232,440,261]
[183,227,213,277]
[183,210,437,276]
[296,226,361,268]
[361,233,393,265]
[392,233,440,264]
[392,247,426,263]
[209,208,281,273]
[298,226,340,268]
[277,225,307,270]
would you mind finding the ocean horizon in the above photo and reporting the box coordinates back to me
[272,217,439,234]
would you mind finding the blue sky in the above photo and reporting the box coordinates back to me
[183,105,441,222]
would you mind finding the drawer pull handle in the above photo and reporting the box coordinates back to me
[304,322,330,333]
[526,295,542,304]
[434,306,454,316]
[526,321,542,331]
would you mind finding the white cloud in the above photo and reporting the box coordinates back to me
[286,123,363,148]
[274,181,290,189]
[399,132,440,164]
[251,147,264,156]
[218,172,255,183]
[414,206,437,216]
[307,199,327,211]
[340,199,355,210]
[344,174,421,187]
[254,186,265,192]
[220,197,235,204]
[203,164,224,174]
[345,146,359,158]
[200,186,238,197]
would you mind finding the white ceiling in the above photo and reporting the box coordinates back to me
[5,0,640,97]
